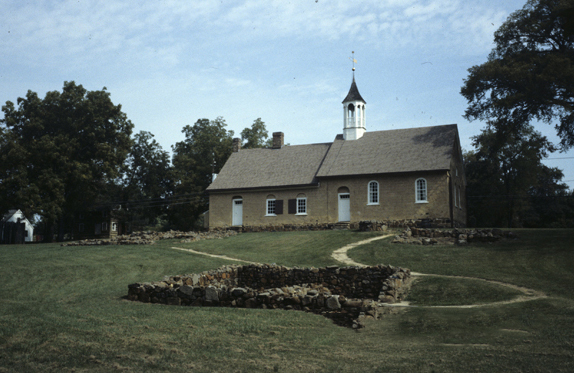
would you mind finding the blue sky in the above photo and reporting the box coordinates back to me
[1,0,572,189]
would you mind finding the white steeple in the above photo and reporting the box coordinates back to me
[342,54,366,140]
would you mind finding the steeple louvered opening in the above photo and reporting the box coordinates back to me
[342,76,366,140]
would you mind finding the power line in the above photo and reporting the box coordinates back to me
[91,191,208,210]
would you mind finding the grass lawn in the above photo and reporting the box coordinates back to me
[0,229,573,372]
[179,230,382,267]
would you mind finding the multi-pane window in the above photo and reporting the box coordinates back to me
[416,178,427,203]
[266,199,276,215]
[368,181,379,204]
[296,197,307,214]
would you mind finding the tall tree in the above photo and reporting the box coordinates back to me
[461,0,574,149]
[122,131,172,228]
[241,118,270,149]
[465,125,558,227]
[523,165,574,227]
[0,81,133,240]
[170,117,233,230]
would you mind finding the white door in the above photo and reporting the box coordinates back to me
[338,193,351,222]
[232,199,243,226]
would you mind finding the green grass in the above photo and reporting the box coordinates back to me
[351,229,574,298]
[406,276,524,306]
[0,229,573,372]
[179,229,382,267]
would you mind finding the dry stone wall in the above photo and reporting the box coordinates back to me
[237,223,336,232]
[392,227,517,245]
[62,229,237,246]
[64,219,466,247]
[127,263,411,329]
[358,218,459,231]
[225,218,458,233]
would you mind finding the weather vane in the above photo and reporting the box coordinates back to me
[350,51,357,72]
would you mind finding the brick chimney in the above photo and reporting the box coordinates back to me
[232,138,241,152]
[272,132,284,149]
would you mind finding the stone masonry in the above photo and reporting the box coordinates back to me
[62,229,238,246]
[128,263,411,329]
[226,218,460,234]
[391,227,518,245]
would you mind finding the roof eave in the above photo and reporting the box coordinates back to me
[316,169,450,179]
[207,182,321,194]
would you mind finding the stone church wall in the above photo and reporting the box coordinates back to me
[208,170,465,228]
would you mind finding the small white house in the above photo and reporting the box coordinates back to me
[1,209,34,243]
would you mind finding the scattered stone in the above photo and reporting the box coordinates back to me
[61,229,238,246]
[391,227,517,245]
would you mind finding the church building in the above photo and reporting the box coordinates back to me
[206,73,466,229]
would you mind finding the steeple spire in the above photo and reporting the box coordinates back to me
[342,52,366,140]
[342,75,366,104]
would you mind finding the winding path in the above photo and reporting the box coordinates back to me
[331,234,393,266]
[172,233,547,308]
[171,247,260,265]
[330,234,547,308]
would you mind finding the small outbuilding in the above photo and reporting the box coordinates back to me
[72,208,128,240]
[1,209,34,244]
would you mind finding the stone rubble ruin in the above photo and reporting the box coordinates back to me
[128,263,412,329]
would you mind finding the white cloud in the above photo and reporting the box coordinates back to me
[0,0,519,75]
[224,77,251,87]
[404,0,458,19]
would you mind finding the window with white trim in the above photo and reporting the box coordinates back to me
[368,181,379,205]
[266,199,276,216]
[415,178,428,203]
[296,197,307,215]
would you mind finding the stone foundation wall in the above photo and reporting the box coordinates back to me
[224,218,461,234]
[358,218,461,231]
[127,263,411,328]
[236,223,337,233]
[62,229,237,246]
[392,227,517,245]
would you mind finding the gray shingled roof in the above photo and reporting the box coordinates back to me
[316,124,458,177]
[342,76,366,104]
[207,124,458,191]
[207,143,332,191]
